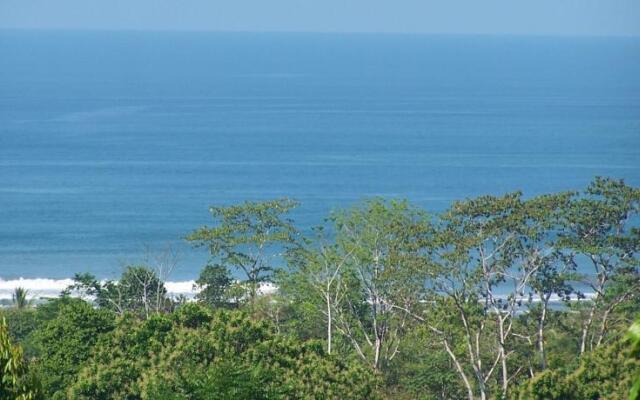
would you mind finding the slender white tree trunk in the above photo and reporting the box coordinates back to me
[538,298,548,370]
[580,300,597,354]
[326,292,332,354]
[443,338,475,400]
[374,337,381,370]
[498,317,508,397]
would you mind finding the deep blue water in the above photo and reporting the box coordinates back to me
[1,31,639,282]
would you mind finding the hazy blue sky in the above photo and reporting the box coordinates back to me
[1,0,638,36]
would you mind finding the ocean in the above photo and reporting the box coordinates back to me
[1,31,639,297]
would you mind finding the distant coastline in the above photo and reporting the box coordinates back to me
[0,277,279,301]
[0,276,594,303]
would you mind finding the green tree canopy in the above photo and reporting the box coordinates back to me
[69,304,379,399]
[194,264,234,309]
[33,300,115,399]
[518,335,640,400]
[66,267,171,317]
[187,198,299,306]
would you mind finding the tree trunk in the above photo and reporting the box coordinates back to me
[580,300,597,354]
[443,338,475,400]
[498,317,509,397]
[373,337,381,370]
[538,297,548,370]
[326,292,332,354]
[596,293,630,348]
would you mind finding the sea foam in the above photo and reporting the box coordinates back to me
[0,277,278,300]
[0,277,195,300]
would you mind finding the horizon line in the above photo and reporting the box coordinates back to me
[1,27,639,39]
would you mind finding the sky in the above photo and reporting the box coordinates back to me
[0,0,639,36]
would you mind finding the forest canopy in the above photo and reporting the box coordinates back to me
[1,177,639,399]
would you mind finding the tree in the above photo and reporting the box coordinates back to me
[33,300,115,399]
[387,325,467,400]
[63,272,103,300]
[1,296,95,361]
[560,177,640,354]
[282,225,354,354]
[68,267,171,317]
[69,305,379,399]
[187,198,299,307]
[328,199,434,371]
[517,335,640,400]
[108,266,171,317]
[0,317,41,400]
[12,287,33,310]
[194,264,234,309]
[429,192,530,399]
[0,308,39,360]
[629,318,640,400]
[519,192,576,372]
[421,181,639,399]
[426,192,577,399]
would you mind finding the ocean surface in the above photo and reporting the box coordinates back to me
[1,31,639,297]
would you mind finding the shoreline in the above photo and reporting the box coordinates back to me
[0,277,280,301]
[0,276,594,303]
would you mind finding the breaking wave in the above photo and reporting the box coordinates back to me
[0,277,278,300]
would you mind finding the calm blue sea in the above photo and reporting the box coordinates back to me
[1,31,639,291]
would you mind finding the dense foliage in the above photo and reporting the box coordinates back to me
[0,318,39,399]
[1,177,638,399]
[517,337,640,400]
